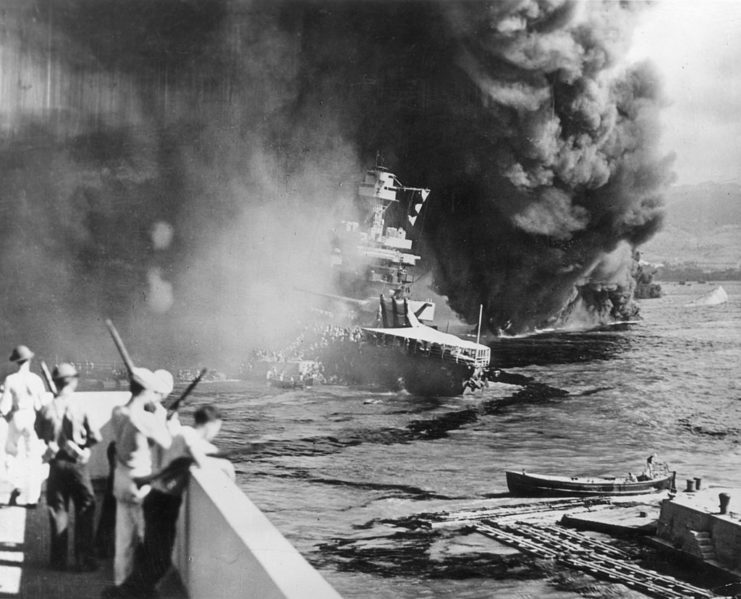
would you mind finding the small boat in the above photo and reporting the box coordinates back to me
[264,359,316,390]
[506,470,675,497]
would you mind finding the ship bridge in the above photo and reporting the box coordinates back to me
[358,167,402,203]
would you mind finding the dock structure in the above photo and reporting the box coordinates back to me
[0,391,342,599]
[654,487,741,579]
[427,496,614,528]
[422,494,726,599]
[473,521,717,599]
[561,504,659,535]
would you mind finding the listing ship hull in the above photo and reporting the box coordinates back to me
[403,359,472,397]
[352,342,475,397]
[357,318,490,397]
[506,470,675,497]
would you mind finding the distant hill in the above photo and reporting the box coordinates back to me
[640,182,741,267]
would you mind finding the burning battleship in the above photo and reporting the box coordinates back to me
[253,166,491,397]
[328,166,490,396]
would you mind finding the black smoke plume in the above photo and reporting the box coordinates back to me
[0,0,360,366]
[279,0,674,334]
[0,0,671,368]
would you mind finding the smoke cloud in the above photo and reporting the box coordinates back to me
[425,1,674,333]
[0,0,361,367]
[257,0,672,335]
[0,0,672,369]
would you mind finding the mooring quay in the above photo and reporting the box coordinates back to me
[0,391,342,599]
[420,488,741,599]
[651,486,741,579]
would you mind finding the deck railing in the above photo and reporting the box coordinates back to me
[364,331,491,368]
[173,466,342,599]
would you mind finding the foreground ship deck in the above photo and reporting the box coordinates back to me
[0,484,185,599]
[0,391,342,599]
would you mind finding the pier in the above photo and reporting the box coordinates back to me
[473,521,715,599]
[653,487,741,579]
[416,494,729,598]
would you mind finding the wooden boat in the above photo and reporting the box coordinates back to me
[506,470,675,497]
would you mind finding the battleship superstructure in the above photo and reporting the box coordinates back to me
[249,166,491,396]
[330,166,435,321]
[326,166,491,396]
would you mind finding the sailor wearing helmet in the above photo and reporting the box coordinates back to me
[36,363,101,571]
[0,345,47,506]
[108,367,173,588]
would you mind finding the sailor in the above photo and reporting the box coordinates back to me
[94,440,118,559]
[0,385,7,478]
[645,454,657,479]
[36,363,101,571]
[109,367,173,588]
[108,405,232,598]
[0,345,46,506]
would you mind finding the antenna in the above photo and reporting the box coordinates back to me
[476,304,483,345]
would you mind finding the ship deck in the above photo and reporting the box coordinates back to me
[0,477,186,599]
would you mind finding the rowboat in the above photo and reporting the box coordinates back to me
[506,470,675,497]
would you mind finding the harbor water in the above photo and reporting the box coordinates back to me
[185,281,741,598]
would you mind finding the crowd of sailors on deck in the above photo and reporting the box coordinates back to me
[247,325,491,394]
[248,324,364,366]
[0,344,233,598]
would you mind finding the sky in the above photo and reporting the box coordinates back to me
[629,0,741,186]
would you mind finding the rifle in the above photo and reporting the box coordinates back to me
[167,368,208,417]
[39,360,58,395]
[104,319,135,376]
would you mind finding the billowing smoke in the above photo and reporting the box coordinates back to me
[0,0,671,369]
[423,0,674,333]
[295,0,672,335]
[0,0,359,366]
[233,0,671,336]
